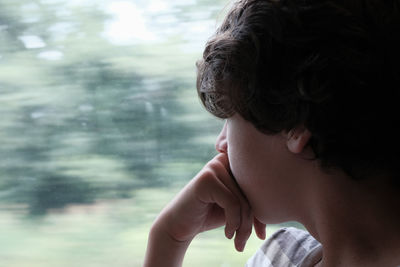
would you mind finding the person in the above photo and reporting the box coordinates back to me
[144,0,400,266]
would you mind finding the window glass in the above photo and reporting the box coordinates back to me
[0,0,302,266]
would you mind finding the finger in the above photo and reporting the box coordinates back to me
[208,154,254,251]
[233,203,253,252]
[253,217,266,240]
[209,154,245,204]
[195,173,241,239]
[213,153,231,172]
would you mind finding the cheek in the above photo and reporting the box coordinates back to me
[228,146,265,203]
[230,163,267,220]
[227,142,288,221]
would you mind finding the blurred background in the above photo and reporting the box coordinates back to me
[0,0,298,266]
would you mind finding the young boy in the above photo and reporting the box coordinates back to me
[144,0,400,266]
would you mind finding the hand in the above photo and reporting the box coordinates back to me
[152,153,266,252]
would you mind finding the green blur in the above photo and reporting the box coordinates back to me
[0,0,300,266]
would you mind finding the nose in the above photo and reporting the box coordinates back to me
[215,121,228,153]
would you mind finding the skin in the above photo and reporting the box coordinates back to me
[143,152,266,267]
[144,114,400,267]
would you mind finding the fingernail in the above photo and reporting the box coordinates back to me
[260,232,266,240]
[225,229,234,239]
[239,243,245,252]
[236,240,246,252]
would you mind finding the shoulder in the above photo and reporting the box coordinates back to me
[245,227,322,267]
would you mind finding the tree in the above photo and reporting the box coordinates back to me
[0,0,224,216]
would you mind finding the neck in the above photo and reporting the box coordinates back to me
[300,171,400,267]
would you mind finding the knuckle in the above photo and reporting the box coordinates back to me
[201,168,215,179]
[207,160,223,170]
[230,213,242,227]
[193,170,216,191]
[228,216,241,228]
[194,172,215,192]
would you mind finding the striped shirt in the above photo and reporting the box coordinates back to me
[245,227,322,267]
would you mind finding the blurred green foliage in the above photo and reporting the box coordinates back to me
[0,2,305,266]
[0,0,225,215]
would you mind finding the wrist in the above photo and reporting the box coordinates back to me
[151,219,194,246]
[143,221,193,267]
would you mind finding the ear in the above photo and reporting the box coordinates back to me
[286,127,312,154]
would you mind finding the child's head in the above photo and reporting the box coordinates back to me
[197,0,400,183]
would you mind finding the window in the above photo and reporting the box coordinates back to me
[0,0,300,266]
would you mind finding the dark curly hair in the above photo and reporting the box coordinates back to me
[196,0,400,181]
